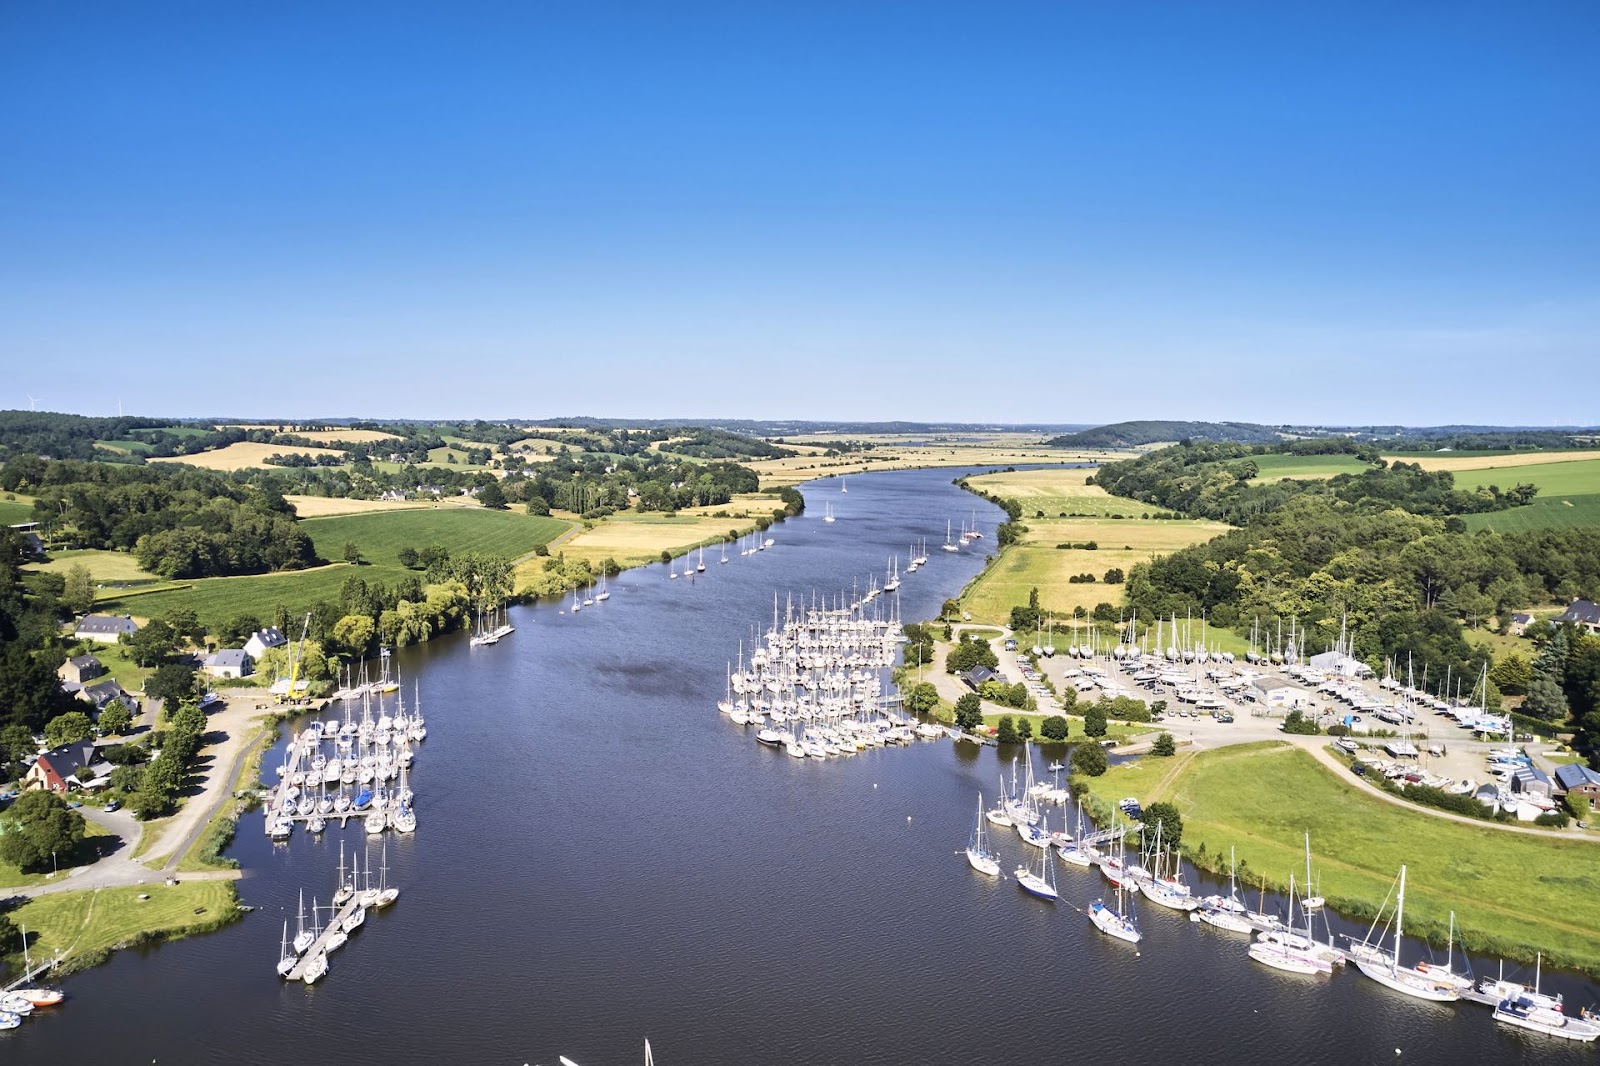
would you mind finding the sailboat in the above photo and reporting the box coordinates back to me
[719,542,729,564]
[1014,838,1059,901]
[300,949,328,986]
[1248,875,1327,974]
[696,546,706,573]
[1089,831,1143,943]
[276,921,297,978]
[966,793,1000,877]
[292,889,314,955]
[375,840,399,907]
[1194,847,1254,933]
[942,519,959,552]
[595,572,611,601]
[1352,865,1459,1001]
[823,502,835,523]
[840,475,848,493]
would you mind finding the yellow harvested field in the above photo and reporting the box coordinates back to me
[292,429,400,445]
[152,441,348,471]
[284,494,480,518]
[556,516,747,569]
[750,436,1130,487]
[25,548,156,582]
[1384,449,1600,472]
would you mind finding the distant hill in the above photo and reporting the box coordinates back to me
[1047,420,1287,448]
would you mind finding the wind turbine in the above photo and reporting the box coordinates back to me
[26,395,38,411]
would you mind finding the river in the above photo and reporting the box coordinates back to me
[7,467,1595,1064]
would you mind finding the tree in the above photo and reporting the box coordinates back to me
[126,618,177,667]
[477,479,507,510]
[163,607,206,647]
[525,496,551,516]
[343,541,363,566]
[1017,717,1033,742]
[97,698,133,736]
[954,693,984,732]
[44,710,95,747]
[1,722,36,762]
[1071,740,1108,777]
[62,563,96,615]
[0,790,86,873]
[331,614,376,657]
[1523,671,1570,722]
[995,716,1019,744]
[396,546,420,569]
[146,663,198,710]
[1142,800,1184,848]
[1084,704,1107,738]
[905,682,940,715]
[1151,732,1176,757]
[1103,568,1125,585]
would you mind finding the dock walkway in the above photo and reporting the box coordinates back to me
[285,896,364,981]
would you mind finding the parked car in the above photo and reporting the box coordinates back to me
[104,799,121,812]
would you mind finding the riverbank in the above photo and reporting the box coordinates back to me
[4,880,242,979]
[1075,740,1600,975]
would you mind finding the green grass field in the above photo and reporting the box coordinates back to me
[26,548,159,583]
[1080,742,1600,972]
[96,563,408,632]
[1451,457,1600,495]
[1464,492,1600,533]
[0,822,115,890]
[6,880,239,972]
[302,507,567,567]
[0,496,37,524]
[1241,453,1370,481]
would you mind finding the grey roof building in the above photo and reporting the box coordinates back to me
[204,648,254,678]
[73,614,140,643]
[1554,762,1600,796]
[1557,599,1600,632]
[243,627,288,659]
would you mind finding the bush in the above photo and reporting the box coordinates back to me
[1326,723,1350,737]
[1282,710,1320,735]
[1071,741,1108,777]
[1151,732,1176,757]
[1569,794,1592,820]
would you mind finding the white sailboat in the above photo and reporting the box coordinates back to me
[966,793,1000,877]
[942,519,959,552]
[719,542,729,564]
[276,921,297,978]
[823,502,835,523]
[1089,832,1143,943]
[292,889,314,955]
[1014,839,1059,901]
[697,546,706,573]
[1353,865,1459,1001]
[595,572,611,601]
[1493,954,1600,1042]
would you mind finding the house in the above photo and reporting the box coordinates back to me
[242,626,287,660]
[1554,762,1600,802]
[1557,599,1600,634]
[57,653,106,686]
[76,678,136,715]
[203,648,253,679]
[1510,765,1553,800]
[11,528,45,559]
[1250,676,1308,709]
[1509,612,1535,636]
[22,751,70,793]
[74,613,139,643]
[959,666,1001,691]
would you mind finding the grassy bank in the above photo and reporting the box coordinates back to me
[301,507,567,567]
[1077,741,1600,974]
[4,881,241,976]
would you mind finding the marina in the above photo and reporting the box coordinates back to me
[10,468,1600,1065]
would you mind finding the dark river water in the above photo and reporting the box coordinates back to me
[7,467,1595,1065]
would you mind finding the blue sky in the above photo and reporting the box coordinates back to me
[2,2,1597,425]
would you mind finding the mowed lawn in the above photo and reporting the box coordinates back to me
[302,507,568,567]
[26,547,158,583]
[9,881,238,970]
[1082,742,1600,971]
[960,468,1228,624]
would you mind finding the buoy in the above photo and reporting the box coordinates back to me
[906,816,912,823]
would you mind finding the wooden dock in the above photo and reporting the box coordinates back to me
[284,896,364,981]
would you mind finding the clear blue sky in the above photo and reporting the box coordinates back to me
[2,2,1596,425]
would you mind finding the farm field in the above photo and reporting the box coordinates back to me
[1464,492,1600,533]
[302,508,568,568]
[95,563,405,633]
[1387,449,1600,475]
[284,494,480,518]
[552,512,750,572]
[1449,457,1600,496]
[1079,742,1600,972]
[1242,453,1370,481]
[959,467,1228,623]
[289,429,399,446]
[151,441,348,471]
[25,547,157,583]
[749,435,1130,488]
[93,438,153,455]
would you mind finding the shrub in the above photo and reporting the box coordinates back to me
[1151,732,1176,757]
[1535,810,1571,828]
[1039,715,1069,742]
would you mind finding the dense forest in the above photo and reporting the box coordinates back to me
[1048,420,1289,448]
[1092,440,1537,524]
